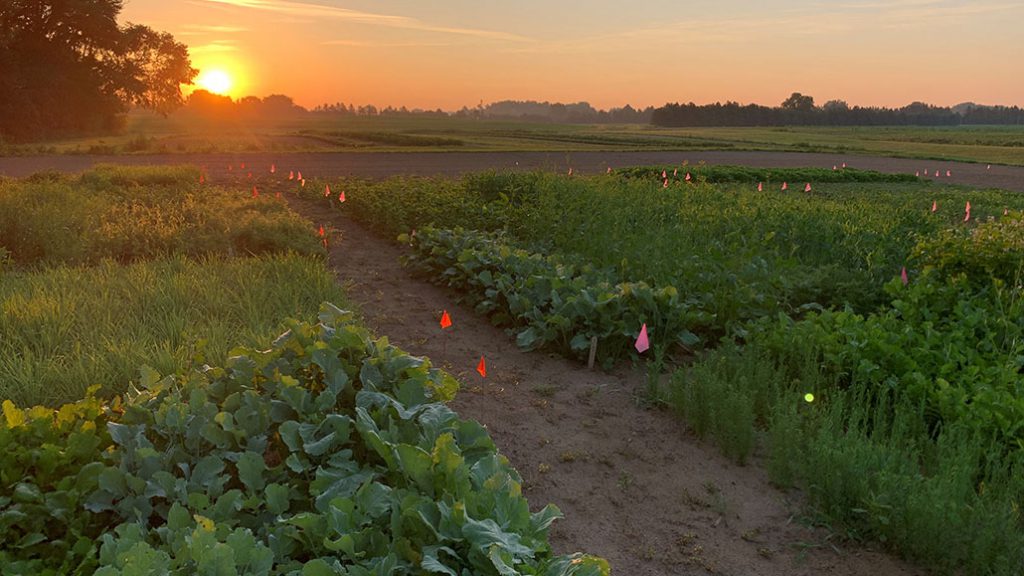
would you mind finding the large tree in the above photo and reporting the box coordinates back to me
[0,0,196,141]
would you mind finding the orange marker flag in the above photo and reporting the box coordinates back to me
[301,179,306,187]
[757,182,763,192]
[964,201,971,222]
[901,266,909,286]
[804,183,812,192]
[275,191,282,199]
[199,173,205,184]
[324,183,331,198]
[781,182,788,191]
[685,172,692,182]
[339,191,346,203]
[228,165,233,171]
[241,162,246,169]
[318,224,325,237]
[931,200,937,213]
[298,171,303,180]
[476,356,487,377]
[635,323,650,354]
[252,186,258,198]
[247,172,252,179]
[440,310,452,329]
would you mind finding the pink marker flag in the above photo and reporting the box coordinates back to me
[916,171,920,177]
[987,165,992,170]
[946,170,952,177]
[607,166,613,174]
[252,186,258,198]
[685,172,692,182]
[288,171,294,180]
[1004,208,1009,216]
[804,183,812,192]
[297,171,303,180]
[324,184,331,198]
[228,165,233,172]
[673,169,678,177]
[241,162,246,169]
[935,171,940,177]
[842,162,847,169]
[833,165,837,171]
[757,182,763,192]
[901,266,909,286]
[781,182,788,191]
[270,164,276,174]
[662,170,667,179]
[568,168,573,176]
[199,173,205,184]
[663,178,669,188]
[931,200,937,212]
[964,201,971,222]
[339,191,346,203]
[275,191,282,199]
[247,172,252,179]
[635,323,650,354]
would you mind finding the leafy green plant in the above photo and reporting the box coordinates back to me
[402,227,703,366]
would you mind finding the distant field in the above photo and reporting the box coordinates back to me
[4,111,1023,166]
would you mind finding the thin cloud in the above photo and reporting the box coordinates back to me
[177,24,249,36]
[195,0,531,42]
[190,41,239,53]
[322,39,451,48]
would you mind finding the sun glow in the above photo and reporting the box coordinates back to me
[196,69,233,96]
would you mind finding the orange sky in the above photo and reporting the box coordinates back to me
[124,0,1024,110]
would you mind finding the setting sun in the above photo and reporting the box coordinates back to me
[196,69,233,96]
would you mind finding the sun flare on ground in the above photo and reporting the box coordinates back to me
[196,69,233,96]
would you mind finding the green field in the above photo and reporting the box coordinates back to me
[301,167,1024,575]
[0,165,606,575]
[6,112,1024,166]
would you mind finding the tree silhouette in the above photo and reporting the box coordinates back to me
[0,0,196,141]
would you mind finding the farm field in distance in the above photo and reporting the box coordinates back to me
[4,112,1024,166]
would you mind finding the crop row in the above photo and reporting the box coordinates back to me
[0,304,608,575]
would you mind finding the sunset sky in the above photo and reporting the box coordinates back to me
[124,0,1024,110]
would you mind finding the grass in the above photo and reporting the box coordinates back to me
[0,164,321,266]
[0,164,341,407]
[3,112,1023,165]
[0,254,345,406]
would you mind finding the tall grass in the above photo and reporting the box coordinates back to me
[0,165,321,267]
[0,254,345,406]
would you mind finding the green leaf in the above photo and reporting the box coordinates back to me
[264,483,289,515]
[237,451,266,493]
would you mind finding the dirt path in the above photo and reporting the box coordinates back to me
[287,196,926,576]
[1,150,1022,192]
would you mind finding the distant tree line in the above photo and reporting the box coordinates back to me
[652,93,1024,127]
[0,0,195,141]
[309,100,655,124]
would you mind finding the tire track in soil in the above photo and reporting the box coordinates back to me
[287,195,927,576]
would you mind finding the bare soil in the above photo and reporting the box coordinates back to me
[1,150,1023,192]
[287,195,927,576]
